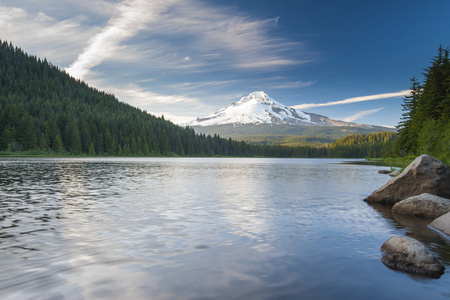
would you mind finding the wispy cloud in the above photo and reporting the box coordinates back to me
[0,5,97,65]
[341,107,385,122]
[167,80,240,90]
[102,83,202,106]
[270,80,316,89]
[154,3,311,71]
[66,0,178,79]
[4,0,315,85]
[66,0,312,79]
[92,82,213,122]
[291,90,410,110]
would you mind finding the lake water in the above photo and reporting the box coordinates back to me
[0,157,449,299]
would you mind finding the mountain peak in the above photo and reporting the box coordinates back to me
[188,91,312,126]
[187,91,393,130]
[241,91,269,102]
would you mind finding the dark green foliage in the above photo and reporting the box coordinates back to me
[396,77,421,153]
[263,132,396,159]
[394,46,450,164]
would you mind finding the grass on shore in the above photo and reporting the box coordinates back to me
[366,156,416,169]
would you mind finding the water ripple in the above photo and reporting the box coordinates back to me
[0,157,449,299]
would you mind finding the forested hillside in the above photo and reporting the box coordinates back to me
[0,40,261,157]
[394,46,450,164]
[263,132,396,158]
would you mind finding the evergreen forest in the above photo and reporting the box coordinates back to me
[394,46,450,165]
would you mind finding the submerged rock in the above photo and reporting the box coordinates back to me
[380,236,445,278]
[430,212,450,238]
[378,169,390,174]
[364,155,450,204]
[392,193,450,219]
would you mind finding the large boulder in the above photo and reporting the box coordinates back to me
[429,212,450,238]
[365,155,450,204]
[392,193,450,219]
[380,236,445,278]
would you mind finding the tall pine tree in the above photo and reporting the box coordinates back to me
[396,77,421,154]
[393,46,450,163]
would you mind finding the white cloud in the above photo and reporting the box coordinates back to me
[3,0,314,82]
[153,3,309,71]
[291,90,411,110]
[0,5,97,65]
[63,0,118,17]
[270,80,316,89]
[89,82,213,124]
[2,0,117,18]
[66,0,179,79]
[74,0,312,76]
[167,80,239,90]
[104,83,201,106]
[341,108,385,122]
[235,59,299,69]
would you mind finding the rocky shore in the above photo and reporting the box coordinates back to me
[364,155,450,278]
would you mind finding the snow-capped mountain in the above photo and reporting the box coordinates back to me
[188,91,313,126]
[187,91,362,127]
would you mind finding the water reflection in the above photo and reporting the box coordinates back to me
[0,157,449,299]
[368,202,450,263]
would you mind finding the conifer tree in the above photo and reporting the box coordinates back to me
[396,77,421,154]
[52,132,64,153]
[88,142,96,155]
[393,46,450,163]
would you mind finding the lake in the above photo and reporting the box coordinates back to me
[0,157,449,299]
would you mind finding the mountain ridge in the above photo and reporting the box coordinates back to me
[188,91,393,144]
[187,91,391,129]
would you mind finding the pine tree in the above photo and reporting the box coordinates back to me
[88,142,96,155]
[394,46,450,163]
[52,131,64,153]
[70,125,82,155]
[396,77,421,154]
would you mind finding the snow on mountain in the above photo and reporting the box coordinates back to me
[187,91,313,126]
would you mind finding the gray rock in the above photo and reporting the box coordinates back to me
[364,155,450,204]
[380,236,445,278]
[389,169,401,177]
[430,212,450,238]
[392,193,450,219]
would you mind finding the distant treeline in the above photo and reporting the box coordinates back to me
[394,46,450,164]
[0,40,395,158]
[262,132,396,158]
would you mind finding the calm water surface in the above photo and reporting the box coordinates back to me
[0,157,449,299]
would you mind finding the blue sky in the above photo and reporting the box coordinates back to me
[1,0,449,126]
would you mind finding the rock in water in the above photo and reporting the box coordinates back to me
[380,236,445,278]
[430,212,450,238]
[365,155,450,204]
[392,193,450,219]
[389,169,401,177]
[378,170,390,174]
